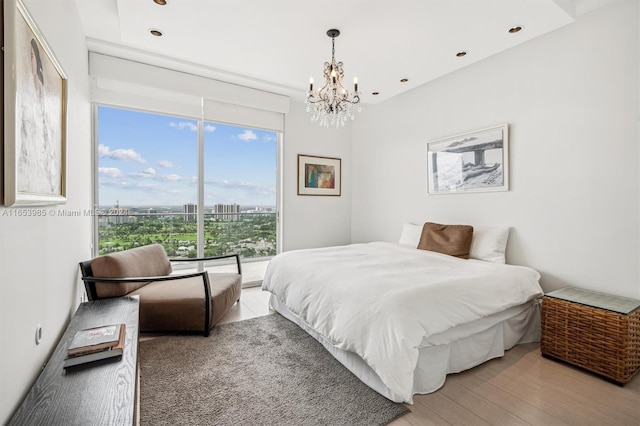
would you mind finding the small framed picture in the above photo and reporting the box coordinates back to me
[297,154,341,196]
[427,124,509,195]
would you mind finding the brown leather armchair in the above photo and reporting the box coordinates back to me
[79,244,242,337]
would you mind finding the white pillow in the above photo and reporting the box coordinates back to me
[469,226,510,263]
[398,222,423,247]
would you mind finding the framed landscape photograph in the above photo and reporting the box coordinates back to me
[427,124,509,195]
[297,154,341,196]
[3,0,68,206]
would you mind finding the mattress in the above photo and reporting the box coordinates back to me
[262,242,544,403]
[270,294,540,403]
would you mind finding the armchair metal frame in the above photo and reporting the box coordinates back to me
[79,253,242,337]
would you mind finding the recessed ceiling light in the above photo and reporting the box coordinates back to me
[372,92,379,95]
[400,78,408,83]
[153,0,167,5]
[508,26,522,33]
[456,51,467,57]
[150,29,163,36]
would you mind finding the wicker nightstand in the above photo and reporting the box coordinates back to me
[541,287,640,384]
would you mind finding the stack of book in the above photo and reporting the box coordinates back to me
[63,323,126,369]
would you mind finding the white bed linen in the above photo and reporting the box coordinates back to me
[262,242,543,403]
[270,294,540,403]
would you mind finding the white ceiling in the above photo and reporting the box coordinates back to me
[74,0,615,105]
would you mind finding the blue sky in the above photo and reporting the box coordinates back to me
[98,106,277,207]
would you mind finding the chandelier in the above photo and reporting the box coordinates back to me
[305,29,361,128]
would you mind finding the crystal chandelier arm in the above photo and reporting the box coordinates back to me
[305,28,361,127]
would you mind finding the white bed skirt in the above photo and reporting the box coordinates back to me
[269,293,541,403]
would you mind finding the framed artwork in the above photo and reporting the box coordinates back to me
[427,124,509,195]
[297,154,341,196]
[3,0,68,206]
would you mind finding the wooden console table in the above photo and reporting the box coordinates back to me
[9,296,140,425]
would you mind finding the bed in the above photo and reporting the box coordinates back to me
[261,225,543,403]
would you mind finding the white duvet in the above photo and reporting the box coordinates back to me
[262,242,543,403]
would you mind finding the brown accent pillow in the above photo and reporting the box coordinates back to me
[91,244,173,298]
[418,222,474,259]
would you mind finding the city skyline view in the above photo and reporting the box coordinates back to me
[97,203,276,211]
[98,106,278,207]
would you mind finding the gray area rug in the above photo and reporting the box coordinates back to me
[139,313,409,425]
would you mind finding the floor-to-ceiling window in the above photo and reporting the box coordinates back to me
[203,121,277,259]
[96,106,278,272]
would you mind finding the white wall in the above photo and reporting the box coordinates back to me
[351,0,640,299]
[0,0,91,422]
[282,102,352,251]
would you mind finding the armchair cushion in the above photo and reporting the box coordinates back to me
[92,244,173,298]
[130,272,242,332]
[208,273,243,327]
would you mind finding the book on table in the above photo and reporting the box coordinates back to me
[67,323,124,356]
[63,324,126,369]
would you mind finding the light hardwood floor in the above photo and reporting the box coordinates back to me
[224,287,640,426]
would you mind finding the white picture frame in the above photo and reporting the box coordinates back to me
[297,154,341,196]
[427,124,509,195]
[3,0,68,206]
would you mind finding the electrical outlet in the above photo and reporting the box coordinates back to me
[35,325,43,345]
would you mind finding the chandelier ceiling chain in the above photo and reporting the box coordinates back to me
[305,29,361,128]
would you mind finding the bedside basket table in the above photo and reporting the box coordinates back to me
[541,287,640,384]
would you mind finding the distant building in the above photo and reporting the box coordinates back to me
[212,203,240,221]
[107,202,133,224]
[246,206,275,214]
[183,203,197,221]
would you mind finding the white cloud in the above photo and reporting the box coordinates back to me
[158,160,175,169]
[98,167,124,178]
[204,178,275,196]
[98,144,146,163]
[238,130,257,141]
[160,174,182,182]
[101,180,155,190]
[169,121,198,132]
[129,171,183,182]
[168,122,215,132]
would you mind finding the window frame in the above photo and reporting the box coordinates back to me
[91,103,282,262]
